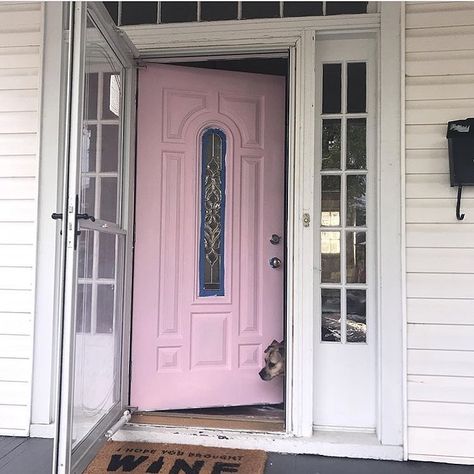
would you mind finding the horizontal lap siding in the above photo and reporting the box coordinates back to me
[406,2,474,463]
[0,2,42,436]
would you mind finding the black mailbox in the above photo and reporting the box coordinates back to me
[446,118,474,220]
[447,118,474,186]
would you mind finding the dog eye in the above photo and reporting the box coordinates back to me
[268,362,276,368]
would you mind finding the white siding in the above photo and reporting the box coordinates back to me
[0,2,42,436]
[405,1,474,464]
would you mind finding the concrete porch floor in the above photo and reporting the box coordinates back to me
[1,436,473,473]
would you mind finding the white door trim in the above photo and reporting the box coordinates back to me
[119,9,404,448]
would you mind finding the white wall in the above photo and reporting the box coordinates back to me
[0,2,43,436]
[405,1,474,464]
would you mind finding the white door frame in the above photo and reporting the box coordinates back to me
[120,4,404,448]
[47,3,403,463]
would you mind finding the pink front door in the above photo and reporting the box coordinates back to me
[131,64,285,410]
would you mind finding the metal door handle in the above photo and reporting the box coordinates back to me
[51,212,63,220]
[269,257,282,269]
[76,213,95,222]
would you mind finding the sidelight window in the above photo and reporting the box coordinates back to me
[319,61,368,344]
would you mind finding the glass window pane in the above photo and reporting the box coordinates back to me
[82,125,97,172]
[322,119,341,170]
[96,284,115,334]
[100,177,118,223]
[322,289,341,342]
[346,231,366,283]
[76,283,92,333]
[321,231,341,283]
[101,124,119,172]
[121,1,158,25]
[85,73,98,120]
[326,2,368,15]
[104,2,119,24]
[347,289,366,343]
[201,2,238,21]
[322,64,341,114]
[347,118,366,170]
[346,175,366,227]
[161,2,197,23]
[321,175,341,226]
[81,176,95,217]
[78,230,93,279]
[242,2,280,19]
[347,62,366,113]
[200,129,226,296]
[284,2,323,17]
[102,73,121,119]
[98,233,116,279]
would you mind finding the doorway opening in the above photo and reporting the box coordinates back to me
[130,54,289,432]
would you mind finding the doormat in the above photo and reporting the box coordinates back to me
[84,441,267,473]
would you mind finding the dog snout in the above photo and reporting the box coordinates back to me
[259,368,272,381]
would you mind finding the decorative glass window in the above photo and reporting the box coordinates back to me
[320,62,368,344]
[199,129,226,296]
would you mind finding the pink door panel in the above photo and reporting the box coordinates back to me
[132,64,285,410]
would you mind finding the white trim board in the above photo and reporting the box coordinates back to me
[114,425,404,461]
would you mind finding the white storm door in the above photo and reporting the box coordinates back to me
[54,3,135,474]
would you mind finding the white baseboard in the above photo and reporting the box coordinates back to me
[29,423,55,438]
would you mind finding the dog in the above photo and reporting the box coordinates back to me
[259,340,285,381]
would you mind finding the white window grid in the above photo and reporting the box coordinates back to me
[319,60,369,345]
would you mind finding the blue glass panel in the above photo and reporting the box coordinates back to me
[199,129,226,296]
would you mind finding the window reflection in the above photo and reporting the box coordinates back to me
[321,231,341,283]
[347,290,366,343]
[322,289,341,342]
[321,175,340,226]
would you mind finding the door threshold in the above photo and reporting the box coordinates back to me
[130,404,285,432]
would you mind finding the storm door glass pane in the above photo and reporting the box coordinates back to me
[100,177,118,223]
[85,73,98,120]
[76,284,92,333]
[72,14,125,451]
[347,289,366,343]
[199,129,226,296]
[81,176,95,217]
[78,230,93,279]
[82,125,97,172]
[101,125,119,172]
[322,289,341,342]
